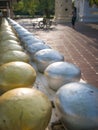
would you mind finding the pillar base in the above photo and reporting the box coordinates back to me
[55,16,72,24]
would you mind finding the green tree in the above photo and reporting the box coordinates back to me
[23,0,39,16]
[13,0,39,16]
[13,1,24,12]
[37,0,55,18]
[13,0,55,17]
[89,0,98,7]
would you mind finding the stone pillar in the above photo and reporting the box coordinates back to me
[9,0,14,18]
[7,2,10,17]
[55,0,72,23]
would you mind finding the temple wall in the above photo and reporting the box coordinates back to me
[75,0,98,23]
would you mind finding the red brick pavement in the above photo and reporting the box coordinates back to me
[34,23,98,87]
[17,19,98,88]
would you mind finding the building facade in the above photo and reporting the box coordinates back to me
[74,0,98,22]
[55,0,98,23]
[0,0,98,23]
[0,0,19,17]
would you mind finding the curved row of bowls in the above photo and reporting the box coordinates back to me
[0,18,52,130]
[7,18,81,90]
[0,18,36,92]
[7,18,51,61]
[7,18,98,130]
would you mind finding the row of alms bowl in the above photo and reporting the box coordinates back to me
[7,18,98,130]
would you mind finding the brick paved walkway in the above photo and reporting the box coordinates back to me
[17,19,98,88]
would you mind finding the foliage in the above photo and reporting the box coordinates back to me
[12,0,55,17]
[23,0,39,16]
[37,0,55,18]
[89,0,98,7]
[13,1,24,11]
[13,0,28,15]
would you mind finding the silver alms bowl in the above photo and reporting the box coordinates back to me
[27,43,50,61]
[34,49,64,73]
[55,82,98,130]
[44,62,81,91]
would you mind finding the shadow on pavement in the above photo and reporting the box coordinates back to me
[75,22,98,42]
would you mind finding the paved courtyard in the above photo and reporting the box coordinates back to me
[16,19,98,88]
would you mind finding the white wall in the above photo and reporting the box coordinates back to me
[75,0,98,22]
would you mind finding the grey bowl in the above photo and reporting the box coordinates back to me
[44,61,81,91]
[22,38,45,48]
[34,49,64,73]
[55,82,98,130]
[27,43,51,60]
